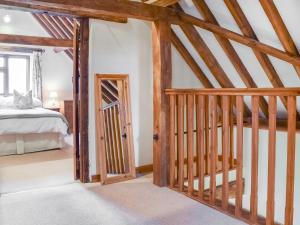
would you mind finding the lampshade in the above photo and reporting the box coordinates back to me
[49,91,58,98]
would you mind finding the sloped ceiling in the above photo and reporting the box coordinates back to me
[32,13,76,59]
[30,0,300,117]
[144,0,300,118]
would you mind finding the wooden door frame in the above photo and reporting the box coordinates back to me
[94,74,136,185]
[72,17,90,183]
[0,17,90,183]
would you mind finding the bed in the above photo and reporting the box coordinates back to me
[0,107,70,156]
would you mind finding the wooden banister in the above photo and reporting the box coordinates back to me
[167,88,299,225]
[209,95,217,204]
[285,96,297,225]
[196,95,205,200]
[235,95,244,217]
[166,88,300,96]
[250,96,259,223]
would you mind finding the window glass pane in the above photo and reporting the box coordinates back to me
[8,57,28,94]
[0,72,3,94]
[0,57,4,67]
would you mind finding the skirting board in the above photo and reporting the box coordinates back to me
[91,164,153,183]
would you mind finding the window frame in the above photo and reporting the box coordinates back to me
[0,53,31,96]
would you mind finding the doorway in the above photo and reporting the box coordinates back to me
[94,74,135,184]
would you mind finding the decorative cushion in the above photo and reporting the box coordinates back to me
[0,96,15,109]
[33,97,43,108]
[13,90,34,109]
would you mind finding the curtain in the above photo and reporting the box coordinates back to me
[32,52,43,100]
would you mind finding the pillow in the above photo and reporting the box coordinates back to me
[13,90,33,109]
[0,96,15,109]
[33,97,43,108]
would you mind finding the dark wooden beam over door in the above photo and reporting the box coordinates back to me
[79,17,90,183]
[152,19,172,187]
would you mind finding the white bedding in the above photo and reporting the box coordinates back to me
[0,108,69,136]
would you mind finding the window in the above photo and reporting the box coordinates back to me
[0,54,30,96]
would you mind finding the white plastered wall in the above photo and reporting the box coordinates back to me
[88,18,202,176]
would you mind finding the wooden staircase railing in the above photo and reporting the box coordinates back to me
[166,88,300,225]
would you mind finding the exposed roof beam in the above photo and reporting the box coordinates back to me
[171,30,213,88]
[0,0,168,21]
[32,13,58,38]
[191,0,269,118]
[180,24,233,89]
[0,33,73,47]
[52,16,73,39]
[178,12,300,66]
[224,0,300,119]
[57,16,74,36]
[41,14,66,38]
[144,0,179,7]
[1,0,299,66]
[259,0,300,79]
[33,13,73,58]
[178,23,251,116]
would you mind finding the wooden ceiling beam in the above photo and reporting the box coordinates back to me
[57,16,74,37]
[144,0,179,7]
[0,33,73,47]
[34,13,73,59]
[36,14,61,38]
[178,12,300,66]
[259,0,300,79]
[170,30,213,88]
[1,0,300,66]
[0,0,166,21]
[52,16,73,39]
[178,23,251,116]
[224,0,300,119]
[180,25,232,88]
[32,13,58,38]
[42,14,67,39]
[191,0,269,118]
[65,49,73,59]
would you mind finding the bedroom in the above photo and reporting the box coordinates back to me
[0,9,74,193]
[1,1,300,225]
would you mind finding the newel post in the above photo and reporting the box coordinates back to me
[152,19,172,187]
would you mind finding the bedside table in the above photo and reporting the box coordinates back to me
[61,100,73,133]
[45,107,60,112]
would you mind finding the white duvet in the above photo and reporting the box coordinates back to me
[0,108,69,136]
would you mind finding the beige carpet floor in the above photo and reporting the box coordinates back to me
[0,148,74,194]
[0,174,246,225]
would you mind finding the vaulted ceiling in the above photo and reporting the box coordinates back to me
[32,13,76,59]
[28,0,300,117]
[143,0,300,118]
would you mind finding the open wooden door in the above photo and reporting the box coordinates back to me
[95,74,136,184]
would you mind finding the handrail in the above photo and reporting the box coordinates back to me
[167,88,299,225]
[165,88,300,96]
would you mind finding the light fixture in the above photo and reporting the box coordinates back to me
[3,15,11,23]
[49,91,58,107]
